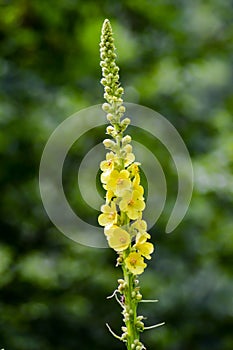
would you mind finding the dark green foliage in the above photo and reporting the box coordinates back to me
[0,1,232,349]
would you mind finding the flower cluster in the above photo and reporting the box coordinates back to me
[98,19,154,276]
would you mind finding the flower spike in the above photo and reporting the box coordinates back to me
[99,19,163,349]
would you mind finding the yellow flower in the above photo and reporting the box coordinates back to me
[125,252,147,275]
[128,163,140,176]
[105,169,131,196]
[135,232,151,244]
[119,190,145,220]
[98,202,117,226]
[131,219,148,234]
[135,242,154,260]
[105,189,115,203]
[105,225,131,251]
[100,152,116,172]
[101,171,110,185]
[124,152,135,167]
[132,173,144,195]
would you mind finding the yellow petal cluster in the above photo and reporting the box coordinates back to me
[119,190,145,220]
[135,242,154,260]
[104,169,131,196]
[98,148,154,270]
[105,225,131,252]
[98,202,117,226]
[125,252,147,275]
[100,152,117,172]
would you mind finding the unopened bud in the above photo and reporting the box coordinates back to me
[100,61,107,68]
[118,105,126,113]
[117,87,124,95]
[106,126,114,134]
[107,73,113,82]
[122,135,131,145]
[131,291,136,298]
[103,139,115,149]
[100,53,106,60]
[136,293,142,301]
[136,321,144,329]
[121,117,131,126]
[118,279,125,284]
[101,78,107,86]
[137,316,144,321]
[106,113,114,122]
[122,332,128,339]
[102,103,111,112]
[116,255,123,265]
[124,144,133,153]
[105,86,111,93]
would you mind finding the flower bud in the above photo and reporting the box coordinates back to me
[137,316,144,321]
[136,320,144,329]
[103,68,109,76]
[106,126,114,134]
[122,135,131,145]
[112,97,122,104]
[100,53,106,60]
[118,105,126,113]
[131,291,136,298]
[106,113,114,122]
[117,87,124,95]
[102,103,111,112]
[101,78,107,86]
[136,293,142,301]
[121,117,131,126]
[118,279,125,284]
[107,73,113,82]
[100,62,107,68]
[122,332,128,340]
[116,255,123,265]
[103,139,115,149]
[124,144,133,153]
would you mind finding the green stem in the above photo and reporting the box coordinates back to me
[122,256,139,349]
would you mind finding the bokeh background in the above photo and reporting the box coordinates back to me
[0,1,233,349]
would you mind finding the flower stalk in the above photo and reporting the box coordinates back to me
[98,19,164,349]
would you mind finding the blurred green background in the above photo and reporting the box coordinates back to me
[0,0,233,349]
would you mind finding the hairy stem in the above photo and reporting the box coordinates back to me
[122,254,140,349]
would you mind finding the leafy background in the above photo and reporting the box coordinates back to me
[0,0,233,349]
